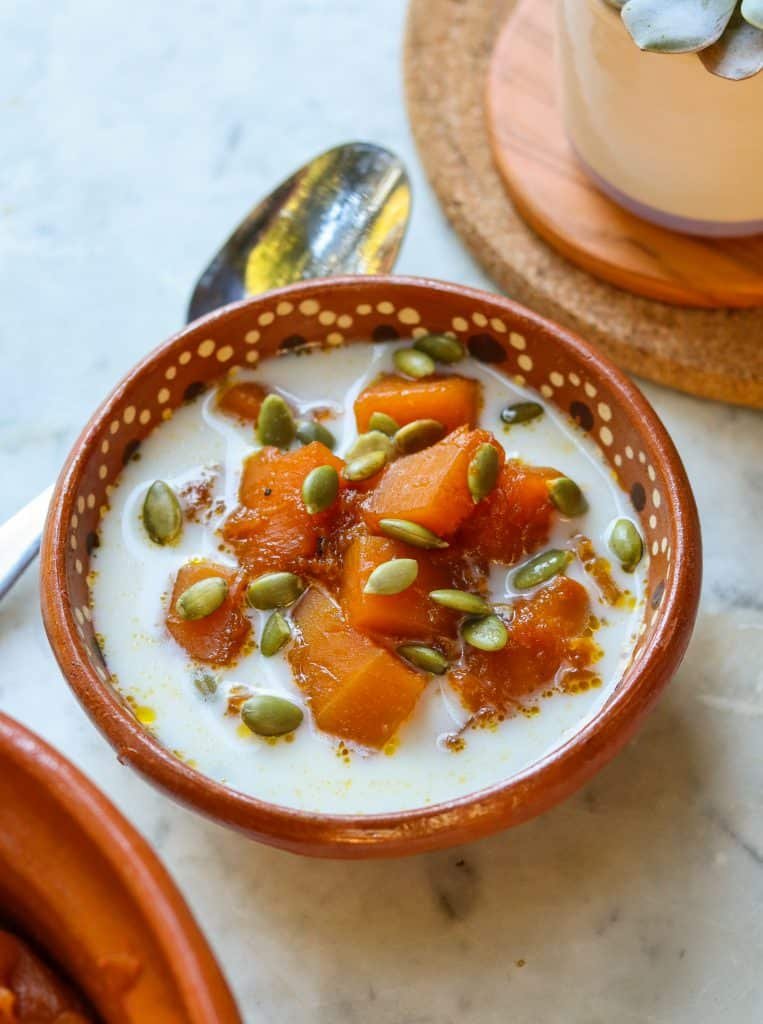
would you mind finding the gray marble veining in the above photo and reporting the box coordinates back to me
[1,1,762,1021]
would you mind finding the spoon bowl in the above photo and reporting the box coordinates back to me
[187,141,411,321]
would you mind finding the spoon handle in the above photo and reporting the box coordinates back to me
[0,486,54,601]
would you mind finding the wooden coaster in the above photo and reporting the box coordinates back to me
[487,0,763,310]
[404,0,763,408]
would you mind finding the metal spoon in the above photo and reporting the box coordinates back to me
[0,142,411,601]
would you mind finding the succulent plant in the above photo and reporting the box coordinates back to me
[603,0,763,79]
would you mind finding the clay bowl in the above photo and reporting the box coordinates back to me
[41,276,701,858]
[0,713,241,1020]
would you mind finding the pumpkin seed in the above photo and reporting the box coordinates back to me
[364,557,419,596]
[193,669,220,698]
[344,449,388,482]
[395,418,446,455]
[246,571,305,610]
[468,443,500,503]
[345,430,394,462]
[393,347,435,379]
[396,643,449,675]
[548,476,588,517]
[260,611,292,657]
[368,411,399,436]
[296,419,336,449]
[301,465,340,515]
[500,401,544,426]
[462,614,509,652]
[142,480,182,545]
[175,576,228,620]
[609,518,643,572]
[257,393,295,448]
[429,589,492,615]
[378,518,449,550]
[413,333,465,364]
[512,549,573,590]
[241,694,303,736]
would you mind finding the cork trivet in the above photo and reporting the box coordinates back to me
[404,0,763,408]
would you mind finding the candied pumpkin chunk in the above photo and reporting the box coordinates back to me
[341,535,456,639]
[354,375,480,434]
[457,459,557,566]
[217,380,267,421]
[290,588,426,748]
[166,560,250,665]
[0,930,92,1022]
[222,442,344,573]
[364,426,505,538]
[317,649,426,750]
[452,577,591,713]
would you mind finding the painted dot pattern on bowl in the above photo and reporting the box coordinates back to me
[62,282,674,729]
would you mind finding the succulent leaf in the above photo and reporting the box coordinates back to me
[742,0,763,29]
[621,0,737,53]
[699,8,763,77]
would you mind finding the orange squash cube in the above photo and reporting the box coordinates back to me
[316,649,426,750]
[341,535,456,639]
[354,375,480,434]
[364,427,505,538]
[290,587,426,748]
[456,459,557,566]
[222,442,344,574]
[452,577,590,713]
[217,381,268,421]
[166,560,250,665]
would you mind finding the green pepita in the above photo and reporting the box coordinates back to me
[301,465,340,515]
[257,393,295,448]
[393,347,435,379]
[396,643,449,675]
[412,333,465,364]
[500,401,544,426]
[548,476,588,517]
[193,669,220,698]
[296,419,336,449]
[378,518,449,550]
[246,571,305,610]
[395,418,446,455]
[468,443,500,503]
[175,576,228,621]
[512,549,573,590]
[344,449,388,482]
[345,430,394,463]
[461,614,509,652]
[368,411,399,436]
[142,480,182,546]
[241,694,303,737]
[609,518,644,572]
[364,557,419,596]
[429,589,492,615]
[260,611,292,657]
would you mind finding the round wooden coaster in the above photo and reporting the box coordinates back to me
[487,0,763,310]
[404,0,763,408]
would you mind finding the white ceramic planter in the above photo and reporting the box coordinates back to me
[556,0,763,237]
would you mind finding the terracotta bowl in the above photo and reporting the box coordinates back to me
[0,713,241,1021]
[41,276,701,858]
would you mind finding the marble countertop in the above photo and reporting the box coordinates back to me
[2,1,761,1021]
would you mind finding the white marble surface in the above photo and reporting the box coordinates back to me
[1,2,762,1021]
